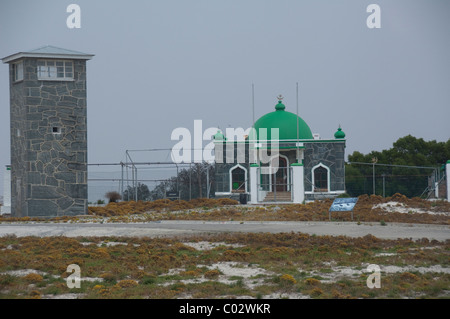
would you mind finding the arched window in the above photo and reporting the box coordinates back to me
[230,165,247,193]
[312,164,329,192]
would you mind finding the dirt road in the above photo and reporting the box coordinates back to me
[0,221,448,241]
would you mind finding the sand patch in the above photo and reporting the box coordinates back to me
[206,261,273,288]
[304,263,450,283]
[42,293,86,299]
[263,292,310,299]
[373,201,449,215]
[0,268,103,283]
[0,269,49,277]
[380,264,450,274]
[163,261,273,289]
[80,241,140,247]
[374,252,397,257]
[182,241,245,251]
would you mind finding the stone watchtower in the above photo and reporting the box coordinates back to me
[2,46,94,217]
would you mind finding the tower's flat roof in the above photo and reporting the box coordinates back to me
[2,45,94,63]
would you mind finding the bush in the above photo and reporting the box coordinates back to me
[204,270,221,279]
[141,276,157,285]
[400,272,420,282]
[304,278,321,286]
[29,290,41,299]
[310,287,324,297]
[24,273,43,283]
[100,272,116,283]
[0,274,15,286]
[279,274,297,285]
[105,191,122,203]
[217,198,239,206]
[117,279,138,288]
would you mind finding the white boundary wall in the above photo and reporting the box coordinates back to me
[1,166,11,215]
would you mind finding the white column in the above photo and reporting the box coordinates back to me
[434,182,439,199]
[1,166,11,215]
[446,161,450,202]
[292,163,304,203]
[250,164,259,204]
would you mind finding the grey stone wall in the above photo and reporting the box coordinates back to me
[214,143,303,194]
[213,140,345,201]
[214,142,249,193]
[9,58,88,217]
[303,141,346,199]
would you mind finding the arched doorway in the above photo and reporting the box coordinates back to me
[271,156,288,192]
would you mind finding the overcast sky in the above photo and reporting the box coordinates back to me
[1,0,449,199]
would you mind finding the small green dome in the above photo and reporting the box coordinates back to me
[275,101,286,111]
[334,126,345,139]
[213,130,226,141]
[250,97,313,141]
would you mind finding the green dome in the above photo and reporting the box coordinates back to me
[250,99,313,141]
[213,130,226,141]
[334,126,345,139]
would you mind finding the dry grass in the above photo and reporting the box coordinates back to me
[88,194,449,225]
[0,194,448,225]
[88,198,239,217]
[0,193,448,299]
[0,232,448,299]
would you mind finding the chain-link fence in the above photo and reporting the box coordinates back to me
[87,155,447,204]
[345,162,445,199]
[87,163,176,204]
[88,148,213,203]
[88,162,215,204]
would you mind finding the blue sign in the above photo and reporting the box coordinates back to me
[329,197,358,212]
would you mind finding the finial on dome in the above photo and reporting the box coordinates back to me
[275,95,285,111]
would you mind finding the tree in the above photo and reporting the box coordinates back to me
[122,183,151,201]
[346,135,450,198]
[105,191,121,203]
[148,162,215,201]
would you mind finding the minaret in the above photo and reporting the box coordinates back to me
[2,46,94,217]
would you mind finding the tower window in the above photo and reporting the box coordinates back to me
[52,127,61,134]
[13,61,24,82]
[37,60,73,80]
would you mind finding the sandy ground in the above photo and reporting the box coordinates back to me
[374,201,450,215]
